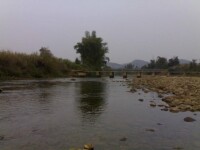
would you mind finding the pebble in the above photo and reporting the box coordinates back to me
[0,135,4,140]
[157,123,163,125]
[84,144,94,150]
[138,99,144,102]
[145,129,155,132]
[184,117,196,122]
[150,103,156,107]
[120,137,127,142]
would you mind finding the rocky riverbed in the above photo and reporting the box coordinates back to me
[132,76,200,112]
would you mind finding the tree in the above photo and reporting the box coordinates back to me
[124,63,134,69]
[168,56,180,67]
[156,56,168,69]
[147,59,156,69]
[74,31,108,70]
[75,58,81,64]
[189,59,197,71]
[39,47,53,58]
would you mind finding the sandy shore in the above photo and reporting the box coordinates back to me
[132,76,200,112]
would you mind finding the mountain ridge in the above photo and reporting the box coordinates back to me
[107,59,191,69]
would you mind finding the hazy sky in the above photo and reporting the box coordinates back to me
[1,0,200,63]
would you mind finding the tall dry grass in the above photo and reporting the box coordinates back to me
[0,50,82,79]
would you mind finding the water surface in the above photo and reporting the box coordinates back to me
[0,78,199,150]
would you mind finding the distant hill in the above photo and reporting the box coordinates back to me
[107,59,149,69]
[128,59,149,68]
[107,58,191,69]
[106,62,123,69]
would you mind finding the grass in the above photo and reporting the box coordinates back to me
[0,50,82,79]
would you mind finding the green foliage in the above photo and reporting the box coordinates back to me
[168,56,180,67]
[156,56,168,69]
[124,63,134,69]
[0,49,82,79]
[189,59,198,71]
[74,31,109,70]
[147,56,168,69]
[144,56,200,73]
[75,58,81,64]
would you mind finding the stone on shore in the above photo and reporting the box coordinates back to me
[132,76,200,112]
[84,144,94,150]
[184,117,196,122]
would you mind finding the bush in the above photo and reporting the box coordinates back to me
[0,50,83,79]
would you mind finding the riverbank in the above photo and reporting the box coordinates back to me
[0,50,83,79]
[132,76,200,112]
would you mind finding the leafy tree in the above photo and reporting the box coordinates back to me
[74,31,108,70]
[146,56,168,69]
[75,58,81,64]
[147,59,156,69]
[39,47,53,58]
[156,56,168,69]
[189,59,197,71]
[124,63,134,69]
[168,56,180,67]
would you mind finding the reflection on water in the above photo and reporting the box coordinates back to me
[75,81,107,123]
[0,78,200,150]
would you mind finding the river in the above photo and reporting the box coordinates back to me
[0,77,199,150]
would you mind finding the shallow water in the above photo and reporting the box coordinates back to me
[0,77,199,150]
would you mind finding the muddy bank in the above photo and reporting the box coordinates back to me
[132,76,200,112]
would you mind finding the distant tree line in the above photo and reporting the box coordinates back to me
[124,63,135,70]
[143,56,200,72]
[0,47,82,79]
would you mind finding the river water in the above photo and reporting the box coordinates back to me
[0,77,199,150]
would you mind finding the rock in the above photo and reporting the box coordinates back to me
[158,104,165,107]
[0,135,4,140]
[84,144,94,150]
[184,117,196,122]
[161,108,168,111]
[130,88,137,93]
[120,137,127,141]
[0,89,2,93]
[170,107,179,113]
[157,123,163,125]
[143,89,149,93]
[138,99,144,102]
[132,76,200,112]
[145,128,155,132]
[150,103,156,107]
[158,94,163,98]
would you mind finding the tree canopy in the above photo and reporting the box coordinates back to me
[146,56,179,69]
[74,31,109,70]
[168,56,180,67]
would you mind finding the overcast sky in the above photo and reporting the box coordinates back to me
[0,0,200,63]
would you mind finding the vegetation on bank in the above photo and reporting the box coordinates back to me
[0,31,111,79]
[74,31,109,70]
[0,47,83,79]
[143,56,200,72]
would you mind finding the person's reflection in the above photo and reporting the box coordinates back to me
[76,81,107,123]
